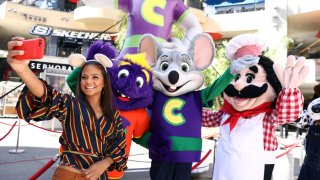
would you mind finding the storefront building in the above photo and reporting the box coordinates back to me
[0,0,120,81]
[0,0,319,96]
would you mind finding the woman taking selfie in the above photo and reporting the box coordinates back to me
[7,37,127,180]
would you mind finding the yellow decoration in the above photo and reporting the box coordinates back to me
[124,53,152,71]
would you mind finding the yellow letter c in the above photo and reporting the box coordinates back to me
[141,0,166,27]
[163,98,186,126]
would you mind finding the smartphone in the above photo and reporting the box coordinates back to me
[13,38,45,60]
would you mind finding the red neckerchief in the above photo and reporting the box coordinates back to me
[221,99,273,132]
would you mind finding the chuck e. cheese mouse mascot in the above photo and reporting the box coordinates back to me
[202,34,309,180]
[135,32,256,180]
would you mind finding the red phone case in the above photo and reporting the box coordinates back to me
[13,38,45,60]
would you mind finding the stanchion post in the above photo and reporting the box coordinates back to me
[9,118,25,154]
[300,143,305,166]
[1,89,7,116]
[288,152,294,180]
[211,138,218,178]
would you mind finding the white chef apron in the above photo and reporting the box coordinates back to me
[212,113,265,180]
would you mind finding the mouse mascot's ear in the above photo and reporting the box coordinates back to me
[68,54,87,67]
[94,54,113,68]
[68,53,113,70]
[138,33,162,67]
[188,33,215,71]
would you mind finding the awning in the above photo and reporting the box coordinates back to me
[205,0,265,6]
[202,16,221,33]
[205,0,246,6]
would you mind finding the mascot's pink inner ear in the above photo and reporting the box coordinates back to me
[193,36,214,70]
[140,36,157,66]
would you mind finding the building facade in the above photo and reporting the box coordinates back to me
[0,0,319,98]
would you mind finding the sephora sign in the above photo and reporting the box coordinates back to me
[29,61,73,71]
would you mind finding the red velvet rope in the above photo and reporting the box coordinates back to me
[27,122,62,133]
[190,133,219,171]
[276,142,300,159]
[191,150,212,171]
[279,142,301,149]
[0,121,30,126]
[0,120,62,133]
[0,121,17,141]
[0,157,51,165]
[191,141,300,172]
[28,154,60,180]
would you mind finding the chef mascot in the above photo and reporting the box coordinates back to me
[202,33,309,180]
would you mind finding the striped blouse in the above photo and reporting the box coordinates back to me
[16,81,127,179]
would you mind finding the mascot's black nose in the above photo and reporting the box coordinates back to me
[311,104,320,113]
[168,71,179,85]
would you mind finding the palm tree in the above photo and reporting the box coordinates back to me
[114,14,128,52]
[203,40,230,110]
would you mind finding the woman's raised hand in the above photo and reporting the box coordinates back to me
[7,37,30,73]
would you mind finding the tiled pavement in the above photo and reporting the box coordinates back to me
[0,118,305,180]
